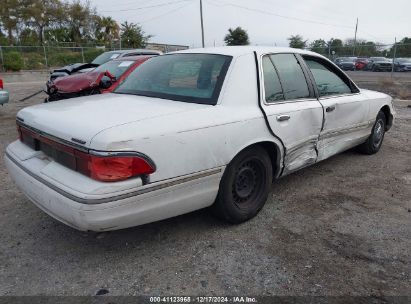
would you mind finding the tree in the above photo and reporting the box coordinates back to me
[21,0,65,45]
[96,16,119,46]
[224,27,249,46]
[66,0,95,44]
[389,37,411,57]
[310,39,327,55]
[0,0,21,45]
[288,35,306,49]
[120,21,150,48]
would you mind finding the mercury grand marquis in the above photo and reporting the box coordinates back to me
[5,46,395,231]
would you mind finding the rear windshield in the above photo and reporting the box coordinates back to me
[114,54,232,105]
[94,60,135,79]
[92,52,122,65]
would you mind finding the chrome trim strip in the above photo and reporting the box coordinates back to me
[6,151,222,205]
[17,120,157,170]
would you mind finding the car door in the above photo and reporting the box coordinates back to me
[301,55,371,162]
[259,53,323,175]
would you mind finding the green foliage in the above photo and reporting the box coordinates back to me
[389,37,411,57]
[224,27,250,46]
[22,52,45,69]
[121,22,151,48]
[310,39,327,55]
[46,50,82,66]
[83,48,104,62]
[288,35,307,49]
[3,51,24,71]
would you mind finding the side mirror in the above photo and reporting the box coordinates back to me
[100,75,113,89]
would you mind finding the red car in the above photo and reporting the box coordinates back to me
[355,58,369,70]
[45,55,154,102]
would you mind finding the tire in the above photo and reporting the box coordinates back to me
[212,146,273,223]
[357,111,386,155]
[372,65,378,72]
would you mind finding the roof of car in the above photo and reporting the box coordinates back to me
[172,46,325,58]
[105,49,162,55]
[112,55,155,62]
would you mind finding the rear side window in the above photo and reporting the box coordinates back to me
[269,54,310,100]
[262,56,284,102]
[304,57,352,96]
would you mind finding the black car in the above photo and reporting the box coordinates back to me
[365,57,393,72]
[393,58,411,72]
[334,57,356,71]
[49,49,162,81]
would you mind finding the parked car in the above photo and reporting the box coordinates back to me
[49,49,162,80]
[355,58,369,70]
[0,78,9,106]
[45,56,154,102]
[334,57,356,70]
[5,46,395,231]
[365,57,393,72]
[393,58,411,72]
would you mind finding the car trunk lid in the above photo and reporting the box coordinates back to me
[17,93,207,148]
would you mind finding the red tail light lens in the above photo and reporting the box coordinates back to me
[88,155,155,182]
[0,79,3,90]
[17,124,155,182]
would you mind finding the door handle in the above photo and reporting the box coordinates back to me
[277,115,290,122]
[326,105,336,113]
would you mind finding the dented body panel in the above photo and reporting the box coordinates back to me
[5,46,395,231]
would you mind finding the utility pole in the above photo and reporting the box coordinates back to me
[391,37,397,78]
[200,0,205,48]
[353,17,358,56]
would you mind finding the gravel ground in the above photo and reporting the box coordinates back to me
[0,82,410,297]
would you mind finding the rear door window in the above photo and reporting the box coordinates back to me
[269,54,310,100]
[262,56,284,102]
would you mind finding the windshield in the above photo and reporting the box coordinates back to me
[114,53,232,105]
[397,58,411,63]
[340,58,354,62]
[94,60,135,79]
[92,52,122,65]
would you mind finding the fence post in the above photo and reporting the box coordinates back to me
[391,38,397,79]
[0,46,4,72]
[81,47,85,63]
[43,45,48,70]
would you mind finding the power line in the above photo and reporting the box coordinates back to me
[139,2,194,24]
[99,0,193,13]
[206,0,354,30]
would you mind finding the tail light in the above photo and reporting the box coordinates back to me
[85,152,155,182]
[0,79,3,90]
[17,124,155,182]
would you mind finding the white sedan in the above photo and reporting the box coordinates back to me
[5,47,395,231]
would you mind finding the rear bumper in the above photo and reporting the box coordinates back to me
[5,152,223,231]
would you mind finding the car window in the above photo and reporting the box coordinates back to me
[115,54,232,105]
[304,57,352,97]
[269,54,310,100]
[262,56,284,102]
[92,52,121,65]
[94,60,135,79]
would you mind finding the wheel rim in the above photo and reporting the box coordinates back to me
[373,119,384,148]
[232,158,265,208]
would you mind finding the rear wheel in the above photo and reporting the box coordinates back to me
[212,146,273,223]
[357,111,386,155]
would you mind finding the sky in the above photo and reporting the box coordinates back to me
[89,0,411,48]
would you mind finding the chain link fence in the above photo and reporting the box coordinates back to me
[309,43,411,61]
[0,43,189,72]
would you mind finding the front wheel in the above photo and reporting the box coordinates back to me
[212,146,273,223]
[357,111,386,155]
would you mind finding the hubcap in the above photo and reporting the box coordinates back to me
[373,120,384,147]
[232,159,264,207]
